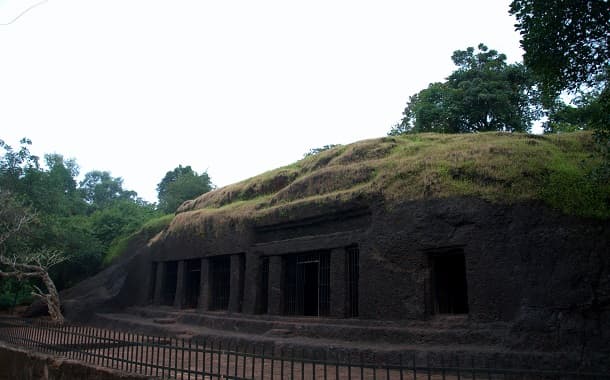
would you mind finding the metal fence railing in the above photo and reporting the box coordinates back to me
[0,316,608,380]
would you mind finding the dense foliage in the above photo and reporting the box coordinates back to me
[0,190,68,321]
[390,44,540,134]
[0,138,163,309]
[510,0,609,100]
[510,0,609,179]
[157,165,213,213]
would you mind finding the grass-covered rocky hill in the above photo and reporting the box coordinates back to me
[175,131,608,224]
[47,131,608,372]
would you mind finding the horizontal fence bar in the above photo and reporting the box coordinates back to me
[0,315,608,380]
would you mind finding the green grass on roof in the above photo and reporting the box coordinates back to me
[177,132,608,220]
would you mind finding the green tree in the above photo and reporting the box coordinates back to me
[157,165,213,213]
[511,0,609,178]
[1,138,161,290]
[79,170,137,211]
[0,190,67,322]
[391,44,540,134]
[0,138,39,194]
[510,0,609,101]
[34,154,81,215]
[389,82,457,134]
[88,200,158,248]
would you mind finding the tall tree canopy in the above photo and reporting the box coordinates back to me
[0,190,67,322]
[511,0,609,178]
[157,165,213,213]
[390,44,540,134]
[0,138,160,299]
[79,170,138,210]
[510,0,609,101]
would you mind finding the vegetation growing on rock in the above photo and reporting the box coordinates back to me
[175,132,608,224]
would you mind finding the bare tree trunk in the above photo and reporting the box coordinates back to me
[0,263,66,323]
[38,271,64,323]
[1,191,67,323]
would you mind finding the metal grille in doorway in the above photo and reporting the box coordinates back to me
[346,245,359,318]
[284,251,330,316]
[259,257,269,314]
[163,261,178,306]
[210,256,230,310]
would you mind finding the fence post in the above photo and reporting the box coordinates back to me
[360,351,364,379]
[323,348,327,380]
[53,322,60,355]
[261,344,265,380]
[155,335,161,378]
[291,346,295,380]
[301,347,305,380]
[281,346,285,380]
[224,339,228,380]
[241,345,248,378]
[335,348,339,380]
[204,338,208,380]
[187,338,192,380]
[251,343,255,380]
[311,346,315,380]
[271,344,275,380]
[195,338,200,379]
[347,351,351,379]
[217,339,221,378]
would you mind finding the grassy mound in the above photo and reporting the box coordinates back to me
[178,132,608,220]
[104,214,174,265]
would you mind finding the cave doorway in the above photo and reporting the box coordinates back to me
[345,245,360,318]
[431,251,469,314]
[285,251,330,316]
[302,261,319,316]
[162,261,178,306]
[210,256,230,310]
[183,259,201,309]
[149,262,158,303]
[259,257,269,314]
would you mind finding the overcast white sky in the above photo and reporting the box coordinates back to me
[1,0,525,202]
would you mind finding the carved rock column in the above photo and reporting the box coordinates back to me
[267,255,283,315]
[228,254,245,313]
[153,261,165,305]
[173,260,186,308]
[330,248,347,318]
[242,252,260,314]
[198,258,210,311]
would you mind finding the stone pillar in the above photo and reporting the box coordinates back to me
[198,258,210,311]
[173,260,186,308]
[242,252,260,314]
[267,255,283,315]
[330,248,347,318]
[228,254,245,313]
[153,261,165,305]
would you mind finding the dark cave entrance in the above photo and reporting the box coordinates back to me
[430,251,469,314]
[183,259,201,309]
[162,261,178,306]
[210,255,230,310]
[149,262,158,303]
[259,257,269,314]
[302,261,319,316]
[285,251,330,316]
[345,245,360,318]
